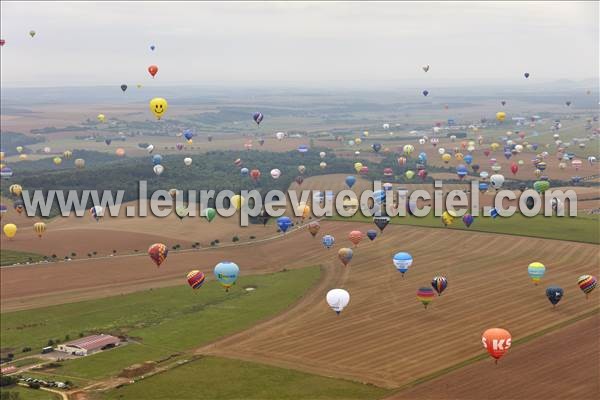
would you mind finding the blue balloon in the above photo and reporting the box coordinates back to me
[372,143,382,153]
[546,286,564,306]
[373,190,386,205]
[456,164,468,178]
[150,45,156,51]
[297,145,309,153]
[489,208,499,218]
[322,235,335,249]
[422,90,429,97]
[152,154,163,165]
[240,167,249,176]
[366,229,377,241]
[479,182,488,192]
[464,154,473,165]
[393,252,413,276]
[253,112,264,125]
[418,152,427,163]
[345,175,356,188]
[183,129,193,141]
[214,261,239,291]
[277,216,292,233]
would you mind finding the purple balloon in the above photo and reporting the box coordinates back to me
[463,214,474,227]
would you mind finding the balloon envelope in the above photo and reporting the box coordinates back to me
[214,261,240,290]
[326,289,350,315]
[482,328,512,362]
[322,235,335,249]
[393,252,413,275]
[545,286,564,306]
[148,243,168,267]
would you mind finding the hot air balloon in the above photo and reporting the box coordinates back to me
[345,176,356,188]
[29,30,36,38]
[295,175,304,185]
[3,223,17,239]
[510,163,518,175]
[326,289,350,315]
[63,150,72,159]
[373,216,390,232]
[277,216,292,233]
[462,214,474,227]
[353,163,363,174]
[150,44,156,51]
[148,243,168,267]
[422,90,429,97]
[442,211,455,226]
[320,161,327,169]
[366,229,377,241]
[187,270,206,289]
[298,165,306,174]
[148,65,158,78]
[176,143,184,151]
[398,156,407,166]
[524,72,530,78]
[393,252,413,276]
[97,114,106,123]
[30,222,46,239]
[456,164,468,180]
[13,199,25,215]
[496,112,506,122]
[577,275,597,299]
[9,184,23,197]
[348,230,363,247]
[482,328,512,363]
[253,112,264,125]
[184,157,193,166]
[417,287,434,308]
[121,84,128,92]
[105,138,112,146]
[403,144,415,155]
[431,276,448,296]
[372,143,382,153]
[527,262,545,285]
[490,174,504,189]
[405,170,415,180]
[240,167,249,177]
[489,208,499,219]
[338,248,353,266]
[175,206,188,221]
[149,98,168,120]
[231,195,244,210]
[322,235,335,249]
[90,205,103,222]
[214,261,239,291]
[319,151,326,159]
[75,158,85,169]
[545,286,563,308]
[308,221,320,237]
[441,153,452,164]
[296,203,310,221]
[153,164,164,176]
[204,207,217,222]
[250,169,261,182]
[276,131,285,140]
[53,157,62,166]
[270,169,281,179]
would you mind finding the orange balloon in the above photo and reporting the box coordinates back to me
[348,230,363,247]
[148,65,158,78]
[481,328,512,363]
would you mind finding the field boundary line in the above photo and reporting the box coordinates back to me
[385,307,599,398]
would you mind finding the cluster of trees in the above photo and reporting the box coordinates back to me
[0,132,45,156]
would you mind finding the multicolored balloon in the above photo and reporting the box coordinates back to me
[577,275,597,299]
[322,235,335,249]
[416,287,434,308]
[308,221,320,237]
[338,248,353,266]
[148,243,168,267]
[527,262,546,285]
[431,276,448,296]
[187,270,206,289]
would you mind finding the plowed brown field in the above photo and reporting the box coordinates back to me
[196,223,599,389]
[389,313,600,400]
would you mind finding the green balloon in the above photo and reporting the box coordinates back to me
[533,180,550,194]
[205,208,216,222]
[175,206,188,220]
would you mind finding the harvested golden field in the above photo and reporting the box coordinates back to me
[197,223,600,389]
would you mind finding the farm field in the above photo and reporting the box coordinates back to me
[0,249,45,266]
[196,223,599,389]
[1,267,320,380]
[0,385,60,400]
[389,312,600,400]
[101,356,389,400]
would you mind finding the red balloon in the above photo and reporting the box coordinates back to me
[348,230,363,247]
[250,169,261,182]
[484,149,491,157]
[482,328,512,363]
[510,163,518,175]
[148,65,158,78]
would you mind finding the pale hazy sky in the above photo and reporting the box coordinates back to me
[0,1,598,87]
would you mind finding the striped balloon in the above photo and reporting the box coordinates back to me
[527,262,546,285]
[417,287,435,309]
[33,222,46,238]
[148,243,168,267]
[187,270,206,290]
[577,275,597,298]
[431,276,448,296]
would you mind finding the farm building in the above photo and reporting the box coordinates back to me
[56,334,120,356]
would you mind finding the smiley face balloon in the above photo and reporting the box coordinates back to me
[149,98,168,120]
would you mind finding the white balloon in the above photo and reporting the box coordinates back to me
[326,289,350,315]
[147,144,154,153]
[270,168,281,179]
[153,164,164,176]
[184,157,192,166]
[276,132,285,140]
[490,174,505,189]
[438,147,446,155]
[319,151,326,159]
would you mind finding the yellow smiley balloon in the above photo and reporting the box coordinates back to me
[149,98,168,120]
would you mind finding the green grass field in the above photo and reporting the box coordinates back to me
[102,356,389,400]
[1,267,321,381]
[331,212,600,244]
[0,385,60,400]
[0,250,46,266]
[6,357,45,368]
